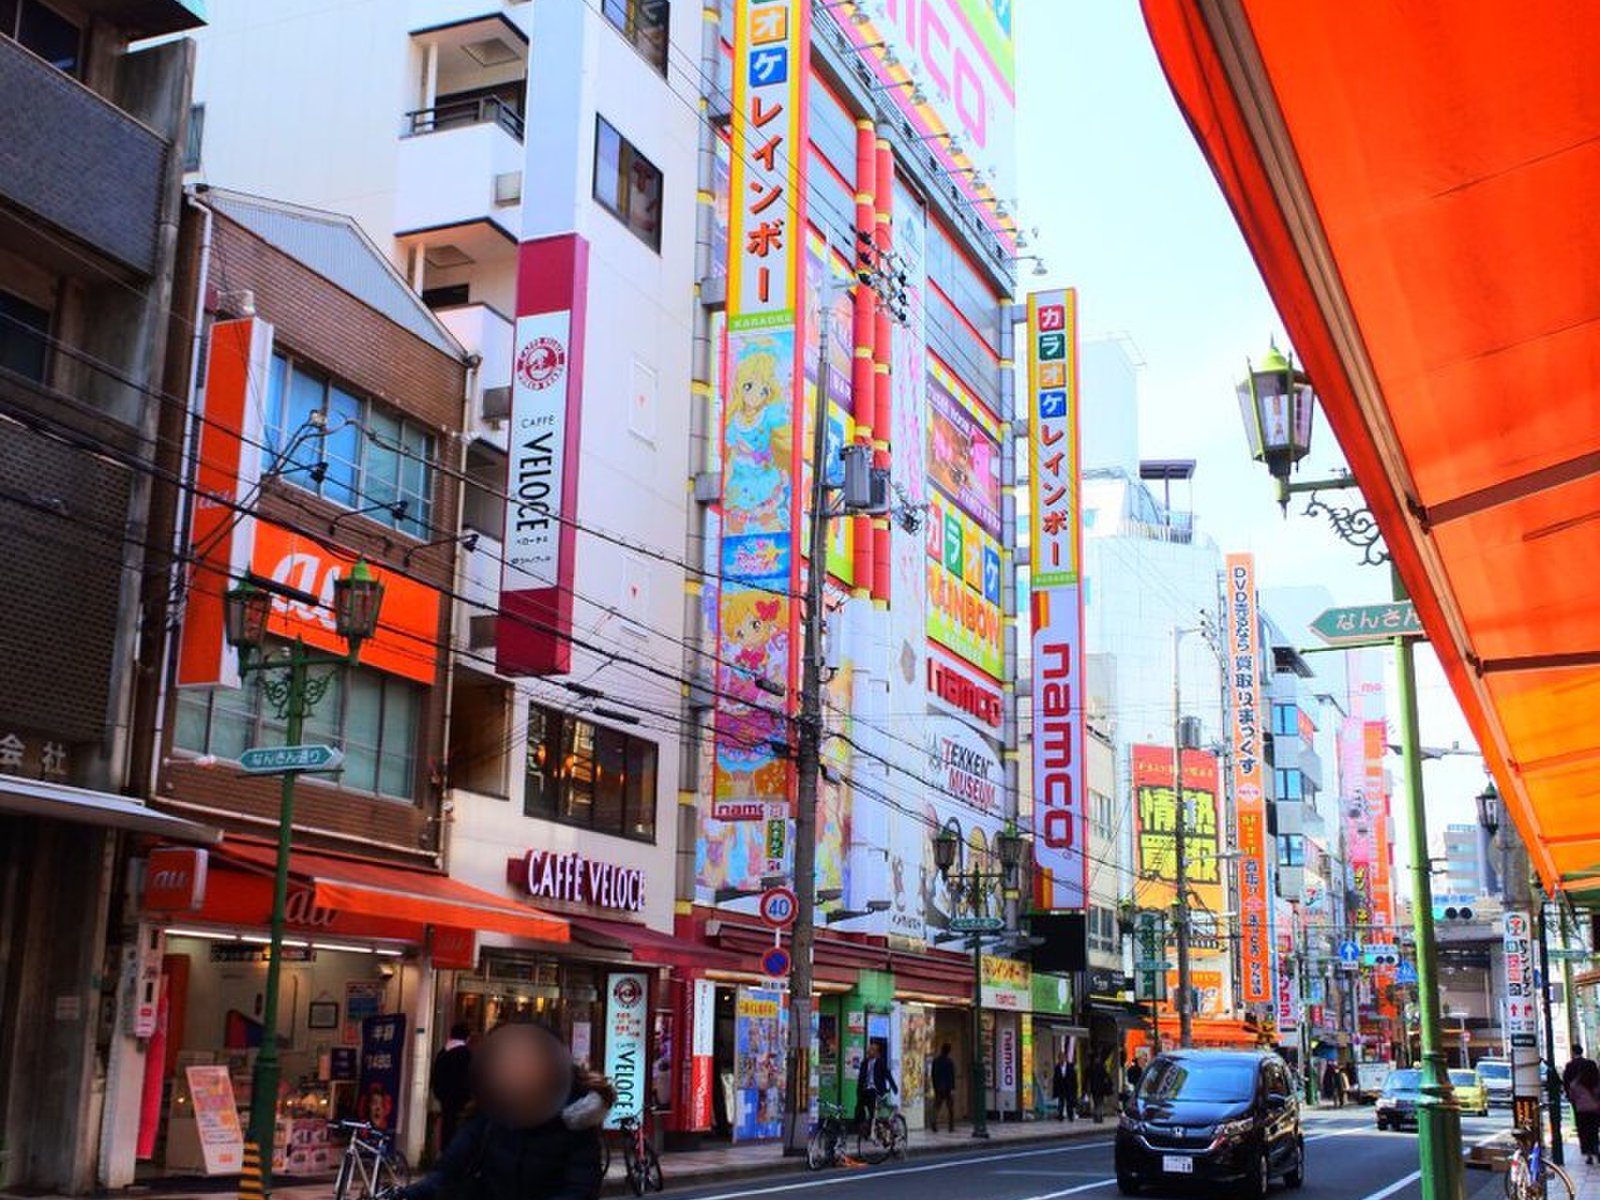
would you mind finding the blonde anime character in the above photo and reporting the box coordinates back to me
[725,342,793,534]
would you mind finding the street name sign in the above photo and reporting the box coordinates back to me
[949,915,1005,933]
[1309,601,1423,647]
[239,744,343,775]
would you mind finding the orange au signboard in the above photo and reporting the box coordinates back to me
[1226,553,1271,1004]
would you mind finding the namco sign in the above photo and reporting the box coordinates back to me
[927,648,1002,731]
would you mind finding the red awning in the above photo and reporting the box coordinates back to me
[217,842,568,943]
[566,914,743,970]
[1141,0,1600,898]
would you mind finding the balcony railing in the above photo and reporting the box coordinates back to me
[405,95,524,141]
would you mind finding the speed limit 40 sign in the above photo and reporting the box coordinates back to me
[760,887,798,929]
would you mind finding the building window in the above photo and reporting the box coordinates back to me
[1277,833,1306,867]
[524,702,657,842]
[1271,703,1298,737]
[174,652,422,800]
[421,283,471,310]
[0,290,50,382]
[183,103,205,171]
[1274,767,1303,801]
[593,116,663,251]
[263,352,434,538]
[463,440,506,541]
[600,0,669,73]
[2,0,82,76]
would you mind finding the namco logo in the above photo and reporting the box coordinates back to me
[928,656,1002,729]
[612,975,644,1008]
[516,336,567,392]
[1036,639,1077,849]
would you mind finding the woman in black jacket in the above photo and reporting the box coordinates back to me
[403,1024,614,1200]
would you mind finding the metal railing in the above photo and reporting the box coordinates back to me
[405,95,524,141]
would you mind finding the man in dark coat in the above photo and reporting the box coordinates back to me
[856,1041,898,1134]
[430,1023,473,1155]
[930,1043,957,1133]
[1052,1055,1079,1121]
[1089,1057,1113,1123]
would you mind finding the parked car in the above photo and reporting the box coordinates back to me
[1449,1068,1489,1117]
[1375,1069,1423,1131]
[1114,1049,1304,1198]
[1477,1058,1513,1108]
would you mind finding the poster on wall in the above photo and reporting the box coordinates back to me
[733,988,787,1141]
[604,972,649,1129]
[1027,289,1086,911]
[926,359,1003,535]
[898,1006,929,1132]
[184,1065,244,1175]
[357,1014,406,1133]
[344,981,385,1047]
[926,493,1003,679]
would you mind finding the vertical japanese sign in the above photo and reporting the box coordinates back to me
[1028,289,1086,910]
[686,978,716,1129]
[1363,721,1394,926]
[498,234,590,675]
[1503,911,1536,1046]
[711,0,810,859]
[183,1065,244,1175]
[357,1014,407,1133]
[605,972,649,1129]
[1226,552,1271,1004]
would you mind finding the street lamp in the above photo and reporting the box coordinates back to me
[1236,346,1463,1200]
[1475,781,1500,839]
[933,818,1027,1139]
[224,559,384,1193]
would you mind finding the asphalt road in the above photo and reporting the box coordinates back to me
[660,1109,1516,1200]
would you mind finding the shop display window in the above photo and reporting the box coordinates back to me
[524,703,657,841]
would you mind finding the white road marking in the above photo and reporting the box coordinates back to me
[1357,1168,1423,1200]
[992,1168,1115,1178]
[1306,1123,1384,1141]
[686,1141,1115,1200]
[1014,1180,1118,1199]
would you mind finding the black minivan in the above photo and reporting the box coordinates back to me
[1114,1050,1304,1197]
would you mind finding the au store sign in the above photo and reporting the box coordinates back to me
[507,850,646,913]
[926,716,1002,818]
[926,492,1002,678]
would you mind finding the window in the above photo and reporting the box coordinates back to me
[422,283,470,310]
[0,290,50,382]
[1088,905,1118,954]
[593,117,663,250]
[262,352,434,538]
[1,0,81,75]
[524,702,657,841]
[1277,833,1306,867]
[1271,703,1298,737]
[463,440,506,541]
[1274,767,1303,801]
[601,0,668,73]
[174,652,422,800]
[450,674,511,797]
[183,103,205,172]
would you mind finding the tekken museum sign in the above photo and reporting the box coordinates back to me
[507,850,645,912]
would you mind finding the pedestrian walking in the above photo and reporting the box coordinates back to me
[930,1043,957,1133]
[1333,1062,1348,1109]
[1567,1055,1600,1164]
[1126,1056,1144,1092]
[430,1023,473,1156]
[1089,1057,1113,1123]
[856,1040,898,1135]
[1052,1055,1079,1121]
[1320,1060,1337,1107]
[403,1022,613,1200]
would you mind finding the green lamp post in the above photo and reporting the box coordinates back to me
[224,559,385,1194]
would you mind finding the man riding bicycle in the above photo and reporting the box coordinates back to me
[855,1041,898,1135]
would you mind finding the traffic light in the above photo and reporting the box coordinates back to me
[1434,903,1475,922]
[1370,948,1400,967]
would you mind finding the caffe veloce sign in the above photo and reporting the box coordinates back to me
[506,849,645,913]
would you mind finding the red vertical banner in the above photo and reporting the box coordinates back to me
[497,234,589,676]
[176,317,272,688]
[1227,553,1271,1004]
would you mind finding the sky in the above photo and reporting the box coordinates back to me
[1011,3,1489,872]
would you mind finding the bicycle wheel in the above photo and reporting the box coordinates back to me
[1504,1158,1532,1200]
[623,1140,645,1197]
[333,1151,355,1200]
[857,1124,888,1165]
[369,1149,410,1200]
[887,1113,909,1160]
[807,1127,831,1171]
[1543,1162,1576,1200]
[642,1142,663,1193]
[599,1135,611,1182]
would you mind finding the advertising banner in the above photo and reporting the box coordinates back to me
[688,978,716,1129]
[733,988,787,1141]
[1503,911,1536,1046]
[1363,721,1394,925]
[498,234,588,676]
[927,358,1003,535]
[1226,552,1272,1004]
[357,1014,406,1133]
[604,972,649,1128]
[911,717,1007,942]
[184,1065,243,1175]
[926,492,1003,678]
[1027,289,1086,911]
[980,955,1031,1010]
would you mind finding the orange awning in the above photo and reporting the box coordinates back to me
[219,842,568,943]
[1141,0,1600,899]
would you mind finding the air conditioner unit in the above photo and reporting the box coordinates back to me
[481,385,512,422]
[494,171,522,206]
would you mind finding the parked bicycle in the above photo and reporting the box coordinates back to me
[601,1108,663,1195]
[1505,1125,1574,1200]
[807,1099,850,1171]
[333,1120,410,1200]
[856,1096,909,1165]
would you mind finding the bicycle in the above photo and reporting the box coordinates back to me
[807,1100,850,1171]
[333,1120,410,1200]
[1505,1125,1575,1200]
[609,1110,662,1196]
[856,1096,909,1165]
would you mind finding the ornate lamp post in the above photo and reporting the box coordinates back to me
[224,560,384,1192]
[1237,346,1464,1200]
[934,819,1026,1139]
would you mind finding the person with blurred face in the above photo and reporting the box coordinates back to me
[401,1023,615,1200]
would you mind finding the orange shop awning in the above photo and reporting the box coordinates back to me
[218,842,568,943]
[1141,0,1600,898]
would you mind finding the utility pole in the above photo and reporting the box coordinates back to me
[1173,625,1193,1049]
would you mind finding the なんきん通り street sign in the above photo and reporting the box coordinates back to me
[1309,601,1423,647]
[238,744,342,775]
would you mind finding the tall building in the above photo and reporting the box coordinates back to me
[0,2,207,1190]
[1436,823,1490,899]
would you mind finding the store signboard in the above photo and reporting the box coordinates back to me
[687,979,716,1129]
[357,1014,406,1133]
[1226,552,1272,1004]
[605,972,650,1128]
[185,1065,244,1175]
[1027,289,1086,912]
[144,847,209,913]
[1031,972,1075,1018]
[980,955,1030,1010]
[1504,911,1537,1045]
[506,849,646,912]
[733,988,787,1141]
